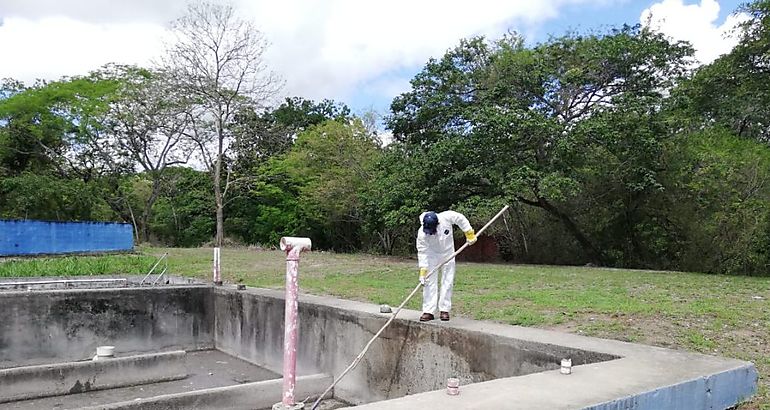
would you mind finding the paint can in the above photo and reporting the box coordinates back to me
[447,377,460,395]
[560,358,572,375]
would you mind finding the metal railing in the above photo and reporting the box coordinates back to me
[140,252,168,285]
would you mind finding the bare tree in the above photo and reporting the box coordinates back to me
[104,65,194,242]
[161,2,280,247]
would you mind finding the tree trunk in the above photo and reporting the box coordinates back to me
[516,195,605,265]
[537,197,604,265]
[214,117,225,248]
[214,156,224,247]
[140,214,150,243]
[140,177,164,244]
[126,199,140,244]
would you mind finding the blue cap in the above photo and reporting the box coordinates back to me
[422,212,438,235]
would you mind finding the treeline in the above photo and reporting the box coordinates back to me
[2,1,770,275]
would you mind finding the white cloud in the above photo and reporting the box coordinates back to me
[0,0,188,24]
[0,16,167,82]
[640,0,748,64]
[0,0,615,107]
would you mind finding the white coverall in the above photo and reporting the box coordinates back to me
[416,211,472,314]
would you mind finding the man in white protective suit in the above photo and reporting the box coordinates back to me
[416,210,477,322]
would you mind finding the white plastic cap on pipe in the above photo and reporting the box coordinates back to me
[93,345,115,361]
[280,237,312,252]
[97,346,115,357]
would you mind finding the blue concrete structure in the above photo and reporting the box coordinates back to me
[0,220,133,256]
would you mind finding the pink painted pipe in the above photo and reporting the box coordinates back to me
[279,237,311,407]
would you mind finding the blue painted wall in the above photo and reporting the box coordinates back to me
[0,220,134,256]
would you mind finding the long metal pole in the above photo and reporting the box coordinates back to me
[310,205,509,409]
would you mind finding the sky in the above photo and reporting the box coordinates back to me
[0,0,748,118]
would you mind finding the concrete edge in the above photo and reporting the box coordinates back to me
[0,284,211,297]
[584,363,760,410]
[0,350,187,403]
[77,373,333,410]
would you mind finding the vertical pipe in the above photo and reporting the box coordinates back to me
[283,246,301,406]
[213,247,222,285]
[276,237,311,410]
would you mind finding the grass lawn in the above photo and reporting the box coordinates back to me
[3,246,769,409]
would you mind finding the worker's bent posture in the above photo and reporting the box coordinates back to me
[416,211,476,322]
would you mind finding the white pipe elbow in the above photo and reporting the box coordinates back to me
[280,237,312,252]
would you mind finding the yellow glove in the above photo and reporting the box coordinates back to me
[419,267,427,285]
[464,229,477,245]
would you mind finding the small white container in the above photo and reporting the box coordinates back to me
[560,358,572,375]
[447,377,460,395]
[94,345,115,360]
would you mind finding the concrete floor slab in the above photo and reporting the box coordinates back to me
[0,350,187,403]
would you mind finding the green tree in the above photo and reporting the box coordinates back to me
[678,0,770,142]
[162,2,280,248]
[0,74,133,224]
[102,65,194,242]
[281,119,381,250]
[225,158,302,246]
[387,27,693,264]
[0,75,122,180]
[225,98,355,246]
[0,173,113,221]
[231,97,351,173]
[663,128,770,274]
[150,167,215,246]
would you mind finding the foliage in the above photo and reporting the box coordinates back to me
[0,74,122,179]
[3,1,770,278]
[386,26,694,265]
[100,65,194,242]
[677,0,770,142]
[231,97,352,172]
[150,167,215,247]
[0,173,113,221]
[225,118,382,250]
[225,157,302,246]
[281,119,381,250]
[161,1,280,247]
[663,128,770,275]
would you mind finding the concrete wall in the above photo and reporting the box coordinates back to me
[0,219,133,256]
[0,287,214,369]
[213,288,616,405]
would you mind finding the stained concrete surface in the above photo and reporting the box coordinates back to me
[214,287,618,405]
[215,286,757,409]
[6,350,279,409]
[1,281,756,409]
[0,286,214,369]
